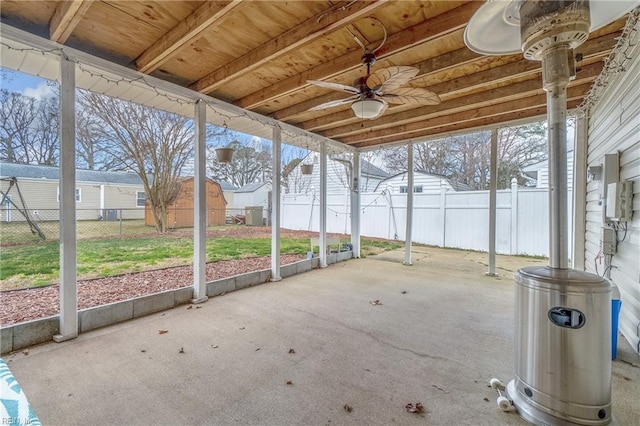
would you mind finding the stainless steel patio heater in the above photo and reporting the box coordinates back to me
[465,1,638,424]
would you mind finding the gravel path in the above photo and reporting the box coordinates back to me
[0,254,303,326]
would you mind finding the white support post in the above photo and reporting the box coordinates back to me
[319,141,327,268]
[487,129,498,276]
[510,178,519,255]
[191,101,208,303]
[439,186,447,248]
[271,127,282,281]
[350,152,361,258]
[572,112,588,270]
[404,143,414,266]
[54,56,78,343]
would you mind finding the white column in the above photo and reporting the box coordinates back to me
[404,143,414,266]
[350,152,361,258]
[510,178,519,254]
[319,141,327,268]
[191,101,208,303]
[271,127,282,281]
[54,56,77,343]
[439,186,447,247]
[487,129,498,276]
[572,112,588,270]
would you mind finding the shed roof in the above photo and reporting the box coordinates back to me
[375,170,471,192]
[234,182,268,193]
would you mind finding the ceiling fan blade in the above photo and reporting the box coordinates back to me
[307,80,360,94]
[381,87,441,105]
[308,95,359,111]
[367,66,419,91]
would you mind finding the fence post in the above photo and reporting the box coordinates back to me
[119,209,123,237]
[510,178,518,255]
[439,186,447,248]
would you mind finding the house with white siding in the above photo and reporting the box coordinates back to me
[0,162,145,222]
[228,182,271,223]
[523,150,574,189]
[375,170,471,193]
[581,40,640,355]
[286,153,389,194]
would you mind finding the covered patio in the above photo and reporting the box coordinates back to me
[5,247,638,425]
[1,1,639,425]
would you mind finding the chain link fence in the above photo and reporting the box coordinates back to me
[0,207,272,246]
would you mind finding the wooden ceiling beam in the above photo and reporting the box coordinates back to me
[235,1,482,110]
[351,99,583,149]
[274,31,615,122]
[49,0,94,44]
[190,0,389,94]
[136,0,243,74]
[310,60,603,135]
[342,85,590,147]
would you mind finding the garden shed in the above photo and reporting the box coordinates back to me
[144,177,226,228]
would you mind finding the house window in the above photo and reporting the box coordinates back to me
[136,191,147,207]
[57,188,81,202]
[399,185,423,193]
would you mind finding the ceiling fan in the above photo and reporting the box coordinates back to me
[306,20,440,120]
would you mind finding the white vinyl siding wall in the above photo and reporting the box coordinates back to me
[584,39,640,354]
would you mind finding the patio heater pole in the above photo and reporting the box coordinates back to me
[403,143,414,266]
[191,100,208,303]
[271,126,282,281]
[54,56,78,343]
[487,128,498,276]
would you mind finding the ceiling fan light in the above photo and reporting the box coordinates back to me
[351,99,384,119]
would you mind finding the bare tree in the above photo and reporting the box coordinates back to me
[78,91,194,232]
[208,136,272,188]
[0,89,38,164]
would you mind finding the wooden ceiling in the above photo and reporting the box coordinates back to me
[0,1,627,149]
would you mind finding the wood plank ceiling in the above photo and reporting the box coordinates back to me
[0,1,627,149]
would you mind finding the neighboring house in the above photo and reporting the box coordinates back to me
[375,170,471,193]
[229,182,271,223]
[217,180,237,211]
[144,177,227,228]
[523,150,574,189]
[0,162,145,222]
[286,153,390,194]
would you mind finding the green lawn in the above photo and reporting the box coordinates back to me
[0,234,401,289]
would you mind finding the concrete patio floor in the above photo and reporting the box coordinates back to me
[3,246,639,425]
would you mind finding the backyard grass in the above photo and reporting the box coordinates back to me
[0,233,401,289]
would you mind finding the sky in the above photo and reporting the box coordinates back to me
[1,68,56,99]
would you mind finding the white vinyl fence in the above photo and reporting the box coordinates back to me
[282,181,573,258]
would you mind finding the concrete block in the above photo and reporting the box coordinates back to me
[280,262,297,278]
[12,316,59,351]
[311,257,320,268]
[207,277,235,297]
[327,254,337,265]
[259,269,271,284]
[235,271,260,290]
[1,326,14,354]
[79,300,133,332]
[174,287,193,306]
[133,291,175,318]
[296,259,312,274]
[338,251,353,262]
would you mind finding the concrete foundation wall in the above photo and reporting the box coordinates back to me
[1,253,353,354]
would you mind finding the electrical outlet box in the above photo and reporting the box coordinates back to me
[601,227,616,255]
[606,181,633,222]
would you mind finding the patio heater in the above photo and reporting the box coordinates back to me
[465,1,637,424]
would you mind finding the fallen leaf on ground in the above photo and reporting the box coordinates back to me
[239,326,245,330]
[483,397,490,402]
[186,306,193,310]
[370,300,383,305]
[289,349,296,354]
[405,402,424,414]
[141,349,146,353]
[343,404,353,413]
[179,347,185,354]
[431,384,449,393]
[158,329,169,334]
[401,291,408,294]
[22,350,29,355]
[255,348,261,351]
[285,380,293,385]
[220,292,226,296]
[196,306,202,309]
[211,345,219,349]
